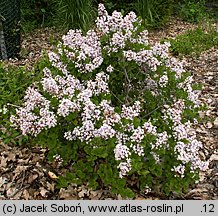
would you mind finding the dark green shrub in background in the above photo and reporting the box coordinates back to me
[20,0,217,32]
[21,0,97,33]
[205,1,218,20]
[177,0,208,23]
[20,0,56,32]
[97,0,134,13]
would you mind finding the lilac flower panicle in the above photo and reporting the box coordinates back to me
[117,159,132,178]
[130,127,145,143]
[159,74,168,87]
[121,101,141,120]
[114,144,131,160]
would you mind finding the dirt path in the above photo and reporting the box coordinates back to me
[0,19,217,200]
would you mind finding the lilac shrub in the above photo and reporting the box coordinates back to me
[11,4,208,197]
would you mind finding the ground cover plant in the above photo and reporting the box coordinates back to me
[0,63,42,145]
[10,4,209,198]
[167,26,218,57]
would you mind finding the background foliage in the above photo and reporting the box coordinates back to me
[20,0,56,31]
[20,0,217,32]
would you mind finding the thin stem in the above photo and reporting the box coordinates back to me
[6,103,21,108]
[111,91,123,104]
[142,104,162,119]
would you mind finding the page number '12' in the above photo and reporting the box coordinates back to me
[202,204,215,213]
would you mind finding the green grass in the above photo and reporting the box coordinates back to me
[53,0,96,32]
[166,26,218,57]
[135,0,174,28]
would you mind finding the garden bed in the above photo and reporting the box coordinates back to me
[0,18,217,200]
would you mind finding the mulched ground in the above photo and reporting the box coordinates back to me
[0,18,217,200]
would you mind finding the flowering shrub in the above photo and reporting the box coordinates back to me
[11,4,208,197]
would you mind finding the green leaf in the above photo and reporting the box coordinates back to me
[91,147,108,158]
[121,188,135,198]
[41,8,46,13]
[133,117,141,128]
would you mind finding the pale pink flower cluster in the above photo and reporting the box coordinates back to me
[48,52,68,75]
[166,57,185,79]
[131,143,144,157]
[163,100,208,177]
[96,4,137,34]
[62,29,103,73]
[87,72,110,95]
[152,42,170,59]
[143,121,157,135]
[178,76,201,107]
[130,127,145,143]
[57,98,80,117]
[159,74,168,88]
[124,50,161,71]
[172,164,186,178]
[114,119,170,176]
[114,144,131,160]
[121,101,141,120]
[163,100,185,125]
[10,87,57,136]
[106,65,114,73]
[41,67,82,99]
[96,4,148,55]
[174,140,209,173]
[117,159,132,178]
[152,131,169,149]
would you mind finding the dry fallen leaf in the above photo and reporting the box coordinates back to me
[39,187,48,197]
[0,156,7,168]
[46,182,55,193]
[196,126,207,134]
[27,174,39,184]
[89,190,103,200]
[199,171,206,182]
[198,111,205,118]
[48,171,58,180]
[59,188,78,200]
[0,177,8,187]
[13,166,28,180]
[206,122,213,129]
[209,154,218,161]
[214,117,218,127]
[23,189,31,200]
[6,187,17,198]
[78,189,87,198]
[7,152,16,162]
